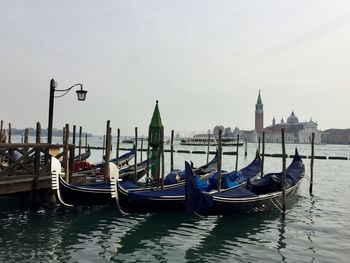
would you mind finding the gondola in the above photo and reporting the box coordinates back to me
[93,144,136,170]
[51,151,218,207]
[111,151,261,214]
[74,145,91,161]
[73,145,136,175]
[115,150,219,206]
[185,149,305,215]
[51,158,151,206]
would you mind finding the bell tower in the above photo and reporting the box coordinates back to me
[255,90,264,133]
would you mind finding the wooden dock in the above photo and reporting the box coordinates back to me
[0,143,74,197]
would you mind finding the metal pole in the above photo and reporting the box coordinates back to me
[47,78,56,144]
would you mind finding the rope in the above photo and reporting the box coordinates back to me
[270,198,285,214]
[304,176,311,182]
[193,210,205,218]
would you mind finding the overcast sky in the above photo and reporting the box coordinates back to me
[1,0,350,136]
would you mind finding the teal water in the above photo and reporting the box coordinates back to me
[1,137,350,262]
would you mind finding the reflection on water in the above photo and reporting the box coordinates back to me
[306,196,316,263]
[0,192,349,263]
[276,214,286,262]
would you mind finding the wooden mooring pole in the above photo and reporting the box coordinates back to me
[78,126,82,161]
[104,120,111,182]
[160,127,165,189]
[72,125,76,153]
[244,139,248,157]
[102,135,105,163]
[0,120,3,162]
[140,137,144,162]
[258,136,261,154]
[133,127,138,183]
[69,125,76,174]
[62,127,66,143]
[8,123,11,143]
[206,130,210,164]
[146,143,150,183]
[0,120,3,142]
[170,130,174,172]
[261,131,265,177]
[72,125,76,145]
[64,124,70,183]
[217,129,223,192]
[281,128,286,213]
[24,128,29,144]
[309,133,315,195]
[105,126,112,182]
[30,122,41,203]
[116,128,120,166]
[235,134,240,170]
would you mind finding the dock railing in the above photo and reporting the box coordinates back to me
[0,143,74,195]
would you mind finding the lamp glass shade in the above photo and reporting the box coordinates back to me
[76,90,87,101]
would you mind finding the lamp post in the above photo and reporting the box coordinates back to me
[47,78,87,144]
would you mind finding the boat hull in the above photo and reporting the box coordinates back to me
[196,182,301,215]
[58,177,113,206]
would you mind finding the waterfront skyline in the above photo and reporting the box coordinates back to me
[1,1,350,136]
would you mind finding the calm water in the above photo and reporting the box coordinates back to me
[1,136,350,262]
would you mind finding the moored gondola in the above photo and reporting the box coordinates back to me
[51,151,218,207]
[185,148,305,215]
[74,145,91,161]
[111,151,262,214]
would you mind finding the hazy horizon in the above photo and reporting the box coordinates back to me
[1,1,350,137]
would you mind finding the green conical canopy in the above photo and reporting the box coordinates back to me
[149,100,163,129]
[148,100,163,148]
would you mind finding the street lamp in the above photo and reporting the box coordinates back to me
[47,78,87,144]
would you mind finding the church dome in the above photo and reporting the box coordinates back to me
[287,111,299,125]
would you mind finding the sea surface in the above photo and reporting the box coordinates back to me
[1,136,350,262]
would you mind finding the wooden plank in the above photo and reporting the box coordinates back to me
[0,175,51,195]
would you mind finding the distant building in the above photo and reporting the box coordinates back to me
[190,91,327,144]
[241,91,322,144]
[255,90,264,133]
[264,112,321,144]
[321,129,350,144]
